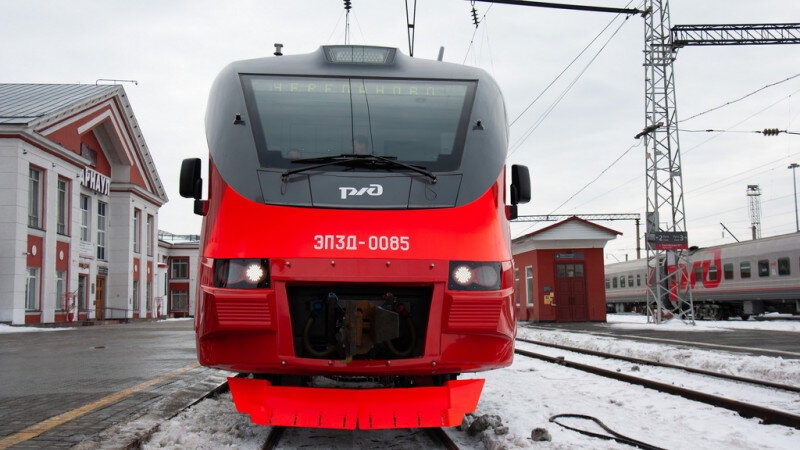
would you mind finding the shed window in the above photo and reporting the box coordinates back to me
[525,266,533,306]
[758,260,770,277]
[778,257,790,276]
[723,263,734,280]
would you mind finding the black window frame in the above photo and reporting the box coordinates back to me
[240,74,478,172]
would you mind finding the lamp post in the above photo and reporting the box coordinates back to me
[790,163,800,232]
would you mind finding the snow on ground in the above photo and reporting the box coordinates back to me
[607,313,800,333]
[141,323,800,449]
[517,326,800,388]
[0,323,74,333]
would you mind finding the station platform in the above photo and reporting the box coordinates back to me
[0,319,227,449]
[520,320,800,359]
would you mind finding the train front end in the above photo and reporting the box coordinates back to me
[181,45,530,429]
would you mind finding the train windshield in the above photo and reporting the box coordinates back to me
[241,75,476,171]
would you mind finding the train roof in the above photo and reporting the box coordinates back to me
[605,231,800,269]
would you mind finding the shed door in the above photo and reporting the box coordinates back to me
[555,263,588,322]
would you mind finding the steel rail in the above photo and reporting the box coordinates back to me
[425,427,461,450]
[261,426,286,450]
[516,338,800,393]
[515,347,800,429]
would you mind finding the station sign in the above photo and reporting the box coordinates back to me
[81,167,110,196]
[649,231,688,250]
[555,253,584,260]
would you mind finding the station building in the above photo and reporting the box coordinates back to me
[512,217,620,322]
[157,231,200,318]
[0,84,169,325]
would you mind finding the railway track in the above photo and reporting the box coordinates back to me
[261,424,460,449]
[514,342,800,429]
[517,337,800,393]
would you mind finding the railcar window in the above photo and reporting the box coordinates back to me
[636,274,641,286]
[612,277,618,288]
[242,76,476,171]
[605,277,610,289]
[694,266,703,284]
[620,276,626,288]
[723,263,733,280]
[778,257,790,276]
[740,262,751,278]
[627,275,633,287]
[708,265,718,282]
[758,260,770,277]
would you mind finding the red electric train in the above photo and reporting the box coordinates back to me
[180,45,530,429]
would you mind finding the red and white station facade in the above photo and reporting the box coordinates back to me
[0,84,170,325]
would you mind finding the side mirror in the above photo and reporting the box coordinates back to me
[510,165,531,205]
[179,158,202,199]
[179,158,206,216]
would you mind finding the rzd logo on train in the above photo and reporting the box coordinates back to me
[339,184,383,199]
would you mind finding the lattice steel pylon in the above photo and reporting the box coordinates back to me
[747,185,762,239]
[642,0,694,324]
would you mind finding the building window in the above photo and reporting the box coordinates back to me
[778,257,791,276]
[133,209,141,253]
[758,259,770,277]
[97,201,107,260]
[723,263,734,280]
[171,290,189,313]
[132,280,139,311]
[146,281,152,311]
[515,268,520,306]
[171,258,189,279]
[80,195,91,241]
[78,276,88,312]
[28,167,43,228]
[147,215,154,256]
[740,262,751,279]
[56,270,66,310]
[525,266,533,306]
[25,267,39,310]
[57,179,69,235]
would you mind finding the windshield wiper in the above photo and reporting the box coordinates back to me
[281,154,437,183]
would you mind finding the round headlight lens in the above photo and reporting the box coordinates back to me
[453,265,473,285]
[245,263,266,283]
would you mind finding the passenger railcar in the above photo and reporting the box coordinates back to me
[179,45,530,429]
[606,232,800,319]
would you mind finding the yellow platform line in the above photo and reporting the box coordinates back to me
[0,362,200,449]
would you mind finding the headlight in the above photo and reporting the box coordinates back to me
[214,258,270,289]
[448,261,501,291]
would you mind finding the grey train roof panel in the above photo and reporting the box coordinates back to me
[0,83,116,125]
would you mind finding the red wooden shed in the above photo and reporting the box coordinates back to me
[512,217,621,322]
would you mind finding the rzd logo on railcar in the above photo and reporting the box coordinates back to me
[339,184,383,199]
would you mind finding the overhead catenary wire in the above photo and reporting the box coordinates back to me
[681,71,800,123]
[508,0,638,128]
[508,7,636,156]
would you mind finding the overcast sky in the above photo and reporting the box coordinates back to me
[2,1,799,261]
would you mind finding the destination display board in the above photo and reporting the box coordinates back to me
[649,231,688,250]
